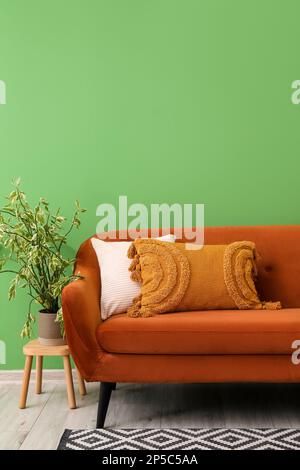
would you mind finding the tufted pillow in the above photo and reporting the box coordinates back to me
[127,239,281,317]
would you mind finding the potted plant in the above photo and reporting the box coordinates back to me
[0,179,86,345]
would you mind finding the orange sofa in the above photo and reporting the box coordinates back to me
[62,225,300,427]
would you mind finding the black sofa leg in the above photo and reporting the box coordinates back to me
[96,382,115,428]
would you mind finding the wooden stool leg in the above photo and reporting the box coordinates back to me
[19,355,33,409]
[35,356,43,394]
[63,356,76,409]
[76,367,87,396]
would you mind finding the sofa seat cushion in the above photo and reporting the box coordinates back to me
[96,309,300,355]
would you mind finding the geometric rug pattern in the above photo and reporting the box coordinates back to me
[58,428,300,450]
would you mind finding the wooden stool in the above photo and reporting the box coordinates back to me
[19,339,87,410]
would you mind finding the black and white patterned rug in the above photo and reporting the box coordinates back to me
[58,428,300,450]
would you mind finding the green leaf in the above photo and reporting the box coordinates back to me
[13,177,21,186]
[8,280,17,300]
[39,197,49,206]
[0,258,6,270]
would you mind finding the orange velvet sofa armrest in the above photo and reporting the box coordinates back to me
[62,239,103,380]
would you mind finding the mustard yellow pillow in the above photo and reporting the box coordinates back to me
[127,239,281,317]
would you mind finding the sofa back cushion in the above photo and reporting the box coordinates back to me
[204,225,300,308]
[76,225,300,309]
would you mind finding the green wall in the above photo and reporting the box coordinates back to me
[1,0,300,369]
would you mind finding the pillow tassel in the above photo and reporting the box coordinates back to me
[127,294,153,317]
[127,242,137,259]
[130,269,142,283]
[129,253,142,282]
[260,300,282,310]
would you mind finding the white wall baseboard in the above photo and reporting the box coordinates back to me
[0,369,79,383]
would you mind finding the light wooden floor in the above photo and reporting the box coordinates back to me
[1,374,300,450]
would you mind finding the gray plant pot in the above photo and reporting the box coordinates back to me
[38,311,66,346]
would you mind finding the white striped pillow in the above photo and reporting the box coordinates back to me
[91,235,176,320]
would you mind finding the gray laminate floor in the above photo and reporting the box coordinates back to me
[1,376,300,450]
